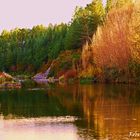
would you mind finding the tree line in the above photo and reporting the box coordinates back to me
[0,0,104,73]
[2,0,138,83]
[82,0,140,83]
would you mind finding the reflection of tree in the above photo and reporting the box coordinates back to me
[0,90,68,119]
[0,84,140,139]
[69,84,140,139]
[51,84,140,139]
[47,84,84,117]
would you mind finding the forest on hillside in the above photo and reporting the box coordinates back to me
[0,0,140,83]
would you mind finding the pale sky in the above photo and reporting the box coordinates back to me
[0,0,106,32]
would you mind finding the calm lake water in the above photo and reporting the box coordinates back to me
[0,82,140,140]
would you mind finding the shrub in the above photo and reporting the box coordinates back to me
[64,69,77,80]
[93,4,134,70]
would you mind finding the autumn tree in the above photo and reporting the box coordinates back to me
[105,0,133,13]
[129,2,140,63]
[127,2,140,77]
[92,4,134,70]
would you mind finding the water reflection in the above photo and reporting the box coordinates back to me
[49,84,140,139]
[0,84,140,139]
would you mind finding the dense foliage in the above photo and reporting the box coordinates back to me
[65,0,105,49]
[0,0,104,73]
[0,24,68,72]
[1,0,140,84]
[82,0,140,83]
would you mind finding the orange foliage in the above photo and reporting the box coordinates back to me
[57,70,67,78]
[79,65,102,78]
[64,69,77,80]
[129,3,140,63]
[81,2,140,82]
[82,42,93,69]
[92,4,134,70]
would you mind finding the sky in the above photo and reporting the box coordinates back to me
[0,0,106,32]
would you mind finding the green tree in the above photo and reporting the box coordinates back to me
[65,0,105,50]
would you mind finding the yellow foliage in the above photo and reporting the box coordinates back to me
[81,1,140,80]
[129,3,140,63]
[79,65,102,78]
[59,75,65,82]
[82,42,93,69]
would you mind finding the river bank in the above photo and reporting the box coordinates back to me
[31,49,140,85]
